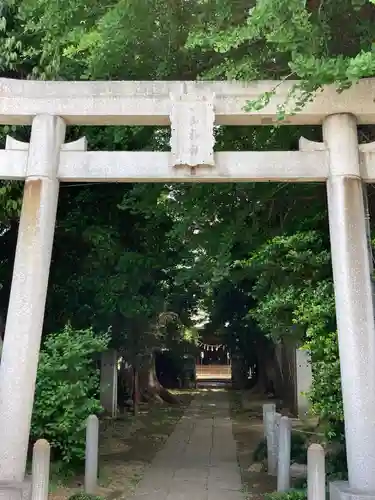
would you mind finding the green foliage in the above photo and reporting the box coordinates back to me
[68,494,104,500]
[31,325,109,465]
[305,332,344,443]
[246,231,332,338]
[3,0,374,114]
[236,223,344,450]
[0,182,23,222]
[0,0,203,361]
[186,0,375,116]
[265,489,307,500]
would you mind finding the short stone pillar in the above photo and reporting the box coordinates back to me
[277,416,291,491]
[308,444,325,500]
[263,403,276,438]
[31,439,50,500]
[100,349,118,417]
[296,348,312,417]
[85,415,99,495]
[265,410,279,476]
[274,412,281,457]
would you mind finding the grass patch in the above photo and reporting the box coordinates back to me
[265,489,307,500]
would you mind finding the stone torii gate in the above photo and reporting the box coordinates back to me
[0,78,374,499]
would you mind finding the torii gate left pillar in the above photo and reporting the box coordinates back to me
[0,115,64,486]
[0,115,83,497]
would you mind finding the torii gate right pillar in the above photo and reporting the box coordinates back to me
[324,113,375,498]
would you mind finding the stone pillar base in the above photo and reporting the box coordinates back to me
[0,478,32,500]
[330,481,375,500]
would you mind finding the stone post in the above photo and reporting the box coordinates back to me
[265,410,278,476]
[308,444,325,500]
[324,113,375,494]
[277,416,291,491]
[0,115,65,483]
[295,348,312,417]
[100,349,118,417]
[263,403,276,438]
[85,415,99,494]
[31,439,50,500]
[274,412,281,459]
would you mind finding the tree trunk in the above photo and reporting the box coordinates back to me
[255,339,270,393]
[139,352,180,405]
[263,342,285,398]
[133,366,140,416]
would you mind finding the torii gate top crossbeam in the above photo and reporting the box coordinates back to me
[1,78,375,126]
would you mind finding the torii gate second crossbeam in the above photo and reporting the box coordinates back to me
[0,78,374,500]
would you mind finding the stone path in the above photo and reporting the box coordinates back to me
[132,390,245,500]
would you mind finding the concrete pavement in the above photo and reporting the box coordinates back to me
[132,390,245,500]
